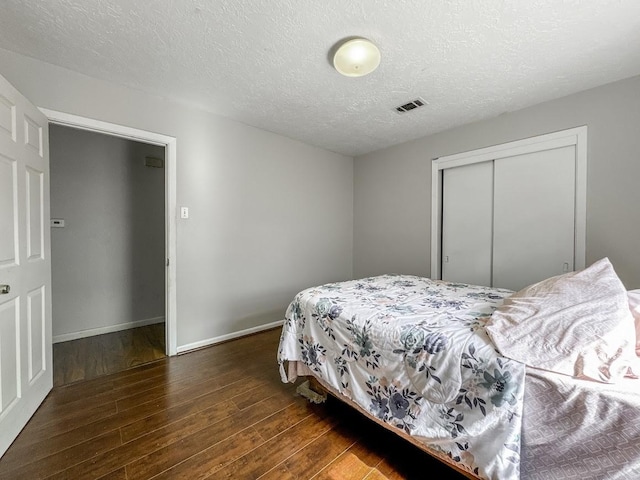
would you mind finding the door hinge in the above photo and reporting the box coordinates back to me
[166,258,170,267]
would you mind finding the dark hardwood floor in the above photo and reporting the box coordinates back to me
[53,323,166,387]
[1,327,465,479]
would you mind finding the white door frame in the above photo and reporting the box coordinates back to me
[431,126,587,281]
[39,108,178,356]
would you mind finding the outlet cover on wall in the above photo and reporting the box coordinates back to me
[51,218,65,228]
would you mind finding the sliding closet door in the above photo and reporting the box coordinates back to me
[492,146,576,290]
[441,161,493,286]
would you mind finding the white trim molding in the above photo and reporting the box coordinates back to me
[431,126,588,280]
[177,320,285,354]
[53,317,165,344]
[40,108,179,356]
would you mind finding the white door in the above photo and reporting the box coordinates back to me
[441,161,494,286]
[492,146,576,290]
[0,73,52,457]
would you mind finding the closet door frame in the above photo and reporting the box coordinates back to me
[430,126,587,280]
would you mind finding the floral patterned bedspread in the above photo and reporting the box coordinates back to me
[278,274,525,480]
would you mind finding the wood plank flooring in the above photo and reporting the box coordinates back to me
[1,327,466,479]
[53,323,166,387]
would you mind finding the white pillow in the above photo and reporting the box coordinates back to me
[485,258,638,383]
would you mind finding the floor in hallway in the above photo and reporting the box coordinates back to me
[52,322,166,387]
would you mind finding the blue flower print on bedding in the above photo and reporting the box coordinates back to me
[278,274,525,480]
[422,298,467,310]
[394,325,464,403]
[480,368,518,407]
[341,316,382,370]
[424,332,448,354]
[391,279,417,288]
[365,376,422,434]
[311,297,343,340]
[439,406,468,438]
[298,336,326,373]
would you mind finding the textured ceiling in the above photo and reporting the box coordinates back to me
[1,0,640,156]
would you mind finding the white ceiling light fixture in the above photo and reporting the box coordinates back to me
[333,38,381,77]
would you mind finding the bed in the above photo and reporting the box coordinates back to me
[278,258,640,480]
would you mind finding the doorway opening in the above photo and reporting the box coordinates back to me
[41,109,177,385]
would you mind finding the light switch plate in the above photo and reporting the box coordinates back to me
[180,207,189,219]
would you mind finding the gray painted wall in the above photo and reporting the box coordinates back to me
[0,48,354,349]
[354,75,640,289]
[50,125,165,339]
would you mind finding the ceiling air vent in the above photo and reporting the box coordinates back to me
[395,97,427,114]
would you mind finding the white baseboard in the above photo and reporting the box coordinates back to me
[176,319,284,354]
[53,316,165,343]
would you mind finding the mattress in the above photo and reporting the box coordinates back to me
[278,274,640,480]
[278,274,523,479]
